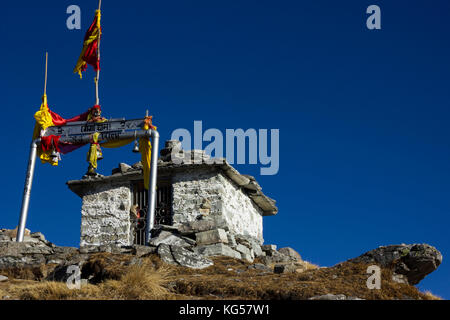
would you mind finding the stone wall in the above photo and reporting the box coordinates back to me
[218,174,263,242]
[172,167,225,225]
[80,182,132,247]
[171,167,263,242]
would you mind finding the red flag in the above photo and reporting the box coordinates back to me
[73,10,101,78]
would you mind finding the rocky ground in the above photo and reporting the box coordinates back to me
[0,227,443,300]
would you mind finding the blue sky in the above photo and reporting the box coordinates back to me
[1,0,449,298]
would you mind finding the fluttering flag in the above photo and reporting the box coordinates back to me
[73,10,101,78]
[139,116,156,190]
[32,94,91,165]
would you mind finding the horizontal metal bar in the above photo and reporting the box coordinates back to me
[58,129,153,145]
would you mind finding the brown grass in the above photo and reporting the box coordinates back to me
[0,254,440,300]
[167,258,437,300]
[99,262,170,299]
[1,259,170,300]
[422,291,442,300]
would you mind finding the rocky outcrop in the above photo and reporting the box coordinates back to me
[347,244,443,285]
[0,228,443,296]
[157,244,214,269]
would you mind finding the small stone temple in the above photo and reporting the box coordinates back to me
[67,140,278,248]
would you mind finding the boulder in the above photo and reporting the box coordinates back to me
[46,263,83,282]
[262,244,277,251]
[195,229,228,246]
[248,263,272,272]
[157,244,213,269]
[119,163,132,173]
[30,232,46,242]
[273,262,308,274]
[348,244,442,285]
[227,233,237,248]
[196,243,241,260]
[260,251,292,266]
[178,217,228,235]
[149,230,193,248]
[278,247,302,261]
[170,246,213,269]
[235,244,252,257]
[157,244,177,265]
[0,275,8,282]
[132,245,157,257]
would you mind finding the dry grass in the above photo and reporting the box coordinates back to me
[1,259,170,300]
[168,258,438,300]
[422,290,442,300]
[99,262,170,299]
[0,254,441,300]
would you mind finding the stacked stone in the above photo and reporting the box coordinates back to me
[145,219,304,269]
[0,229,79,270]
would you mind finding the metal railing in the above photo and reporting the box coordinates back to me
[131,181,173,245]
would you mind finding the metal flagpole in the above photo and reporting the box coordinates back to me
[145,129,160,245]
[17,52,48,242]
[95,0,102,105]
[44,52,48,95]
[16,139,40,242]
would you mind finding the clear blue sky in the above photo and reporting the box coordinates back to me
[1,0,449,298]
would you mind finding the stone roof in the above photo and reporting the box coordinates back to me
[67,141,278,216]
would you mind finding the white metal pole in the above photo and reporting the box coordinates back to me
[145,129,160,245]
[16,139,40,242]
[95,0,101,105]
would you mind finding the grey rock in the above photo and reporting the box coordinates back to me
[235,244,251,256]
[392,273,408,284]
[260,251,292,265]
[52,246,79,255]
[30,232,46,242]
[0,275,8,282]
[196,243,241,260]
[251,243,263,257]
[160,140,183,161]
[248,263,272,272]
[0,235,12,242]
[157,244,177,265]
[234,235,263,257]
[22,236,41,244]
[240,253,253,263]
[0,255,46,269]
[157,224,180,233]
[46,263,83,282]
[131,161,143,170]
[149,230,192,247]
[274,263,298,274]
[227,233,237,248]
[178,218,226,235]
[262,244,277,253]
[119,163,132,173]
[171,246,214,269]
[0,242,53,256]
[278,247,302,261]
[132,245,157,257]
[195,229,228,246]
[348,243,442,285]
[156,244,213,269]
[79,245,100,254]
